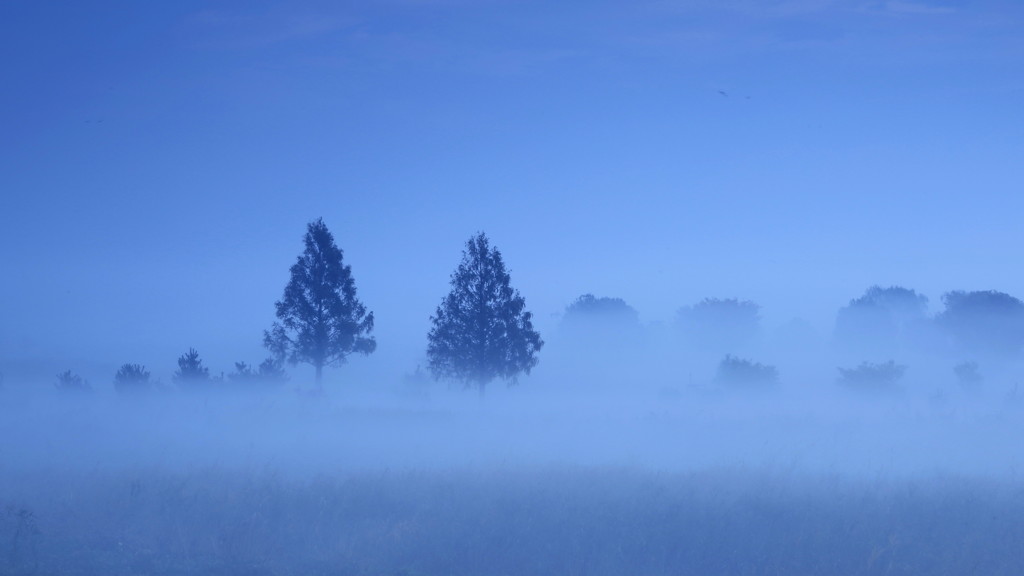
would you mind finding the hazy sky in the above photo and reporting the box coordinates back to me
[2,0,1023,383]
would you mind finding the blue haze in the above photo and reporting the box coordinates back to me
[2,0,1023,385]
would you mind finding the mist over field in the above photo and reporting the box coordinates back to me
[5,0,1024,573]
[4,357,1024,575]
[4,369,1024,479]
[8,281,1024,574]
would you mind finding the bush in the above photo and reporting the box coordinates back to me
[113,364,151,395]
[172,348,211,389]
[714,355,779,387]
[837,360,906,391]
[953,361,982,389]
[54,370,91,393]
[227,358,288,388]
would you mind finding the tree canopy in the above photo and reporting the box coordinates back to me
[676,298,760,354]
[937,290,1024,358]
[835,285,929,354]
[114,363,151,395]
[172,348,211,389]
[264,218,375,388]
[426,232,543,392]
[562,294,640,330]
[228,358,289,388]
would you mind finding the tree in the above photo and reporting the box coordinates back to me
[55,370,91,393]
[555,294,645,386]
[676,298,760,354]
[172,348,210,389]
[562,294,640,331]
[714,355,778,388]
[114,363,151,394]
[264,218,376,389]
[937,290,1024,358]
[837,360,906,392]
[228,358,289,388]
[427,232,543,393]
[835,286,929,354]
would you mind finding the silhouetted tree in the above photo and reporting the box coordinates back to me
[562,294,640,331]
[937,290,1024,358]
[264,218,376,389]
[173,348,210,389]
[835,286,929,354]
[54,370,91,393]
[676,298,760,354]
[114,363,151,394]
[228,358,289,388]
[427,232,543,393]
[555,293,646,385]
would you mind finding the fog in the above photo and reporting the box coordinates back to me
[5,332,1024,481]
[7,292,1024,573]
[5,0,1024,572]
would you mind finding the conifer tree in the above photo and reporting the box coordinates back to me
[173,347,210,389]
[264,218,375,388]
[114,363,151,394]
[427,232,543,393]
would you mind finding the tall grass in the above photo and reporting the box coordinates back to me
[2,466,1023,576]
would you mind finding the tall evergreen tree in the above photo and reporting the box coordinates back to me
[264,218,375,388]
[427,232,543,393]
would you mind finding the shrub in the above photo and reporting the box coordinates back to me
[953,361,982,389]
[173,348,211,389]
[113,363,151,394]
[227,358,288,388]
[837,360,906,391]
[54,370,91,393]
[714,355,779,387]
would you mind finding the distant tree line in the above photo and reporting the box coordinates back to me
[36,219,1024,398]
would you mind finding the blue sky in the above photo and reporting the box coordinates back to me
[2,0,1023,384]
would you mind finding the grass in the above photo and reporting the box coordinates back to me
[3,465,1024,575]
[3,382,1024,575]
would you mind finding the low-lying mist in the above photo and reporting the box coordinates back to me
[4,374,1024,575]
[3,368,1022,480]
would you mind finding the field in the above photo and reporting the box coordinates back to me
[2,383,1023,575]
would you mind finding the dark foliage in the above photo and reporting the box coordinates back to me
[228,358,289,388]
[172,348,211,389]
[54,370,91,393]
[837,360,906,391]
[938,290,1024,358]
[563,294,640,327]
[113,364,151,394]
[560,294,643,351]
[427,232,543,392]
[676,297,760,353]
[714,355,779,387]
[835,286,929,354]
[953,361,983,389]
[264,218,375,388]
